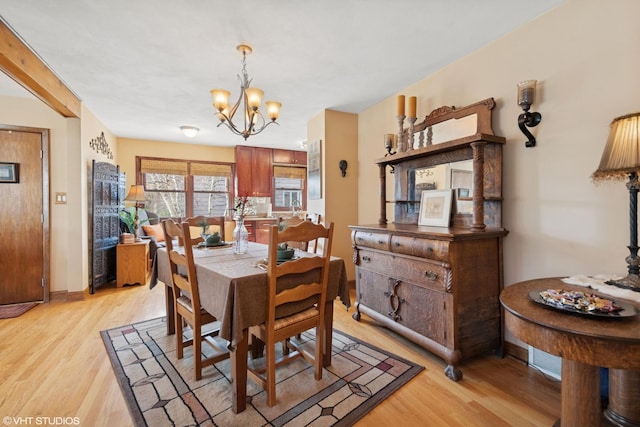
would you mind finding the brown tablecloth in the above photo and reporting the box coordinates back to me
[157,242,350,346]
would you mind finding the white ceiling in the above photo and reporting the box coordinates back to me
[0,1,564,151]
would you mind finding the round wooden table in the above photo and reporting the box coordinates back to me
[500,278,640,427]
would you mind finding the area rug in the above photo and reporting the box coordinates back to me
[0,302,38,319]
[101,317,423,426]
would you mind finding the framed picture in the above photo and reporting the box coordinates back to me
[307,140,322,200]
[418,189,453,227]
[0,162,18,183]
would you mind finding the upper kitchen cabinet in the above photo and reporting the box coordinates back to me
[235,146,273,197]
[272,148,307,165]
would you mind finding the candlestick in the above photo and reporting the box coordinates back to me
[407,117,417,151]
[408,96,417,118]
[397,95,405,116]
[397,114,406,152]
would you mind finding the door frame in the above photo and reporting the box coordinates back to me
[1,124,50,302]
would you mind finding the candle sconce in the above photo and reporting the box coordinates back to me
[517,80,542,148]
[384,134,396,173]
[384,134,397,156]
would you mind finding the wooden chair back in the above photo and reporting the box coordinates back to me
[162,219,201,307]
[280,215,313,251]
[182,215,226,245]
[248,220,334,406]
[161,219,229,379]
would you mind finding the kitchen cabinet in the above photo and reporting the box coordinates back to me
[235,146,272,197]
[272,148,307,165]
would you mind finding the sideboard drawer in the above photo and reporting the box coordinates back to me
[357,249,450,292]
[390,235,449,262]
[352,230,391,251]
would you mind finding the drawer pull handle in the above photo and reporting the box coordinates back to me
[425,271,438,280]
[377,239,384,244]
[384,279,404,321]
[362,255,371,262]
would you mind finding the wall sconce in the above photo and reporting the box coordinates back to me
[517,80,542,147]
[339,160,348,177]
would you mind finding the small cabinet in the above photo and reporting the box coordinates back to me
[235,146,272,197]
[116,241,150,287]
[272,149,307,165]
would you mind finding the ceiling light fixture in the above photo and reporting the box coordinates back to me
[210,44,281,140]
[180,126,199,138]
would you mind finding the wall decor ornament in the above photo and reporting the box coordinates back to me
[89,131,114,159]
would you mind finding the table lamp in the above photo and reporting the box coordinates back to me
[592,112,640,292]
[124,184,147,242]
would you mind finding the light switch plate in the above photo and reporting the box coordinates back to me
[55,192,67,204]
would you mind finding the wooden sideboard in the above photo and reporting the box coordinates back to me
[350,98,508,381]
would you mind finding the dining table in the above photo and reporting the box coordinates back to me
[156,241,351,413]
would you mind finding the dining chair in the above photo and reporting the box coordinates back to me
[161,219,229,380]
[305,213,322,253]
[182,215,226,243]
[280,216,310,251]
[247,220,334,406]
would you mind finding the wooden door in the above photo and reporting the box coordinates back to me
[0,126,49,304]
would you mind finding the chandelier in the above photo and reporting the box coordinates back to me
[210,44,281,140]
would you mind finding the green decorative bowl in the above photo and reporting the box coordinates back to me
[277,248,295,260]
[206,234,221,245]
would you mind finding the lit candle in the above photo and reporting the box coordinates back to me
[408,96,417,118]
[397,95,405,116]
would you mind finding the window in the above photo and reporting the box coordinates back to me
[138,157,233,218]
[273,166,306,211]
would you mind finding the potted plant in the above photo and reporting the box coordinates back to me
[118,208,148,235]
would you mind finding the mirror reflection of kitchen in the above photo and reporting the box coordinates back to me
[411,160,473,214]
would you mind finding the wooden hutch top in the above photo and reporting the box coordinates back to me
[373,97,507,233]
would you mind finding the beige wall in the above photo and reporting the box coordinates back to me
[116,138,235,189]
[0,94,115,294]
[308,110,359,281]
[357,0,640,344]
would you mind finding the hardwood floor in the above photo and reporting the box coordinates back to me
[0,283,561,426]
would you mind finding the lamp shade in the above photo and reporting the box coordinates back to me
[124,184,147,202]
[592,112,640,181]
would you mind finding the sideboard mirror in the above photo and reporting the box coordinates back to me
[376,98,505,230]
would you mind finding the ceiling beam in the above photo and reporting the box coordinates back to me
[0,20,81,118]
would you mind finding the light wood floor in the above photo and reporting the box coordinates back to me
[0,283,561,426]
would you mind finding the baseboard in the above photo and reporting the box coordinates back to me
[49,288,88,302]
[504,340,528,363]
